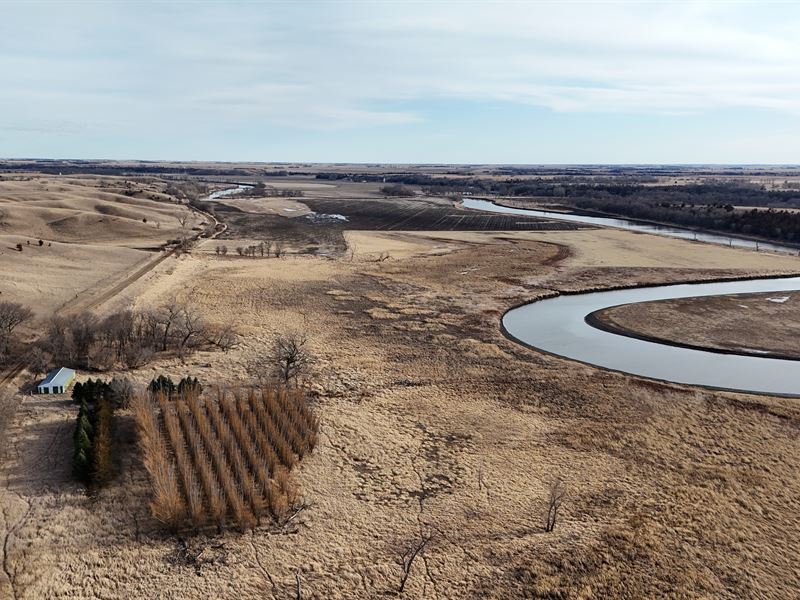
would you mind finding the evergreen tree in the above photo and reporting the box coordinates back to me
[71,381,84,404]
[92,397,114,484]
[148,375,175,395]
[177,376,202,395]
[72,400,94,481]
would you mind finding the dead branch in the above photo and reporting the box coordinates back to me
[544,478,566,533]
[398,532,433,593]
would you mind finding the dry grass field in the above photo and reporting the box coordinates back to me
[0,176,204,315]
[1,177,800,599]
[594,291,800,359]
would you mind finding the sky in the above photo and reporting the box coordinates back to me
[1,0,800,164]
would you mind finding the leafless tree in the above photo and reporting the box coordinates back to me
[109,377,135,408]
[177,212,190,229]
[398,532,433,593]
[25,346,51,380]
[175,306,207,357]
[206,324,238,352]
[99,309,136,361]
[176,211,194,252]
[269,334,313,384]
[122,343,155,370]
[544,478,566,532]
[274,241,285,258]
[220,245,228,256]
[69,312,99,368]
[0,301,33,355]
[153,303,183,352]
[236,246,244,256]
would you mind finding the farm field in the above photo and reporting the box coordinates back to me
[592,291,800,360]
[205,193,585,255]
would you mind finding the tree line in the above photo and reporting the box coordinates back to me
[71,377,133,486]
[234,181,303,198]
[26,302,237,374]
[572,198,800,244]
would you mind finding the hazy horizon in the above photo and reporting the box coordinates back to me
[2,1,800,164]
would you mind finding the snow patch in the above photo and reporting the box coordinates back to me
[767,296,790,303]
[305,212,349,222]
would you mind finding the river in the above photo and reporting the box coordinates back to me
[502,278,800,395]
[461,198,799,255]
[459,199,800,395]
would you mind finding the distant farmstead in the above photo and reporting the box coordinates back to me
[37,367,76,394]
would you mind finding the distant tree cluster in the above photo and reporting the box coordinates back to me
[236,181,303,198]
[216,241,285,258]
[574,198,800,243]
[164,181,210,202]
[380,184,414,197]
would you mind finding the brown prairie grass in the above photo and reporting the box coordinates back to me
[132,385,319,532]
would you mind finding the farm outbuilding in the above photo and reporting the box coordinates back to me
[37,367,76,394]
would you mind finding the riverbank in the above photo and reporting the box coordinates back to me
[469,197,800,255]
[588,291,800,362]
[502,275,800,396]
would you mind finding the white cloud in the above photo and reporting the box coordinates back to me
[1,1,799,139]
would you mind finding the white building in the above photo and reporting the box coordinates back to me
[37,367,76,394]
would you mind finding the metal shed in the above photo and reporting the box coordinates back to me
[37,367,76,394]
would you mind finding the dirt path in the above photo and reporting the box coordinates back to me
[57,202,221,316]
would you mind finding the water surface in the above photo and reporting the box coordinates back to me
[503,277,800,395]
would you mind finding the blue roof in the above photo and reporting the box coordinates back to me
[39,367,76,387]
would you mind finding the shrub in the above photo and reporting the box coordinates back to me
[148,375,175,395]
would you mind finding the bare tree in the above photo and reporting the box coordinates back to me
[122,343,155,370]
[25,346,51,380]
[175,305,207,357]
[269,334,313,384]
[398,532,433,594]
[273,241,285,258]
[543,478,566,533]
[69,312,100,368]
[153,303,183,352]
[176,211,193,252]
[0,301,33,355]
[220,245,228,256]
[206,324,238,352]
